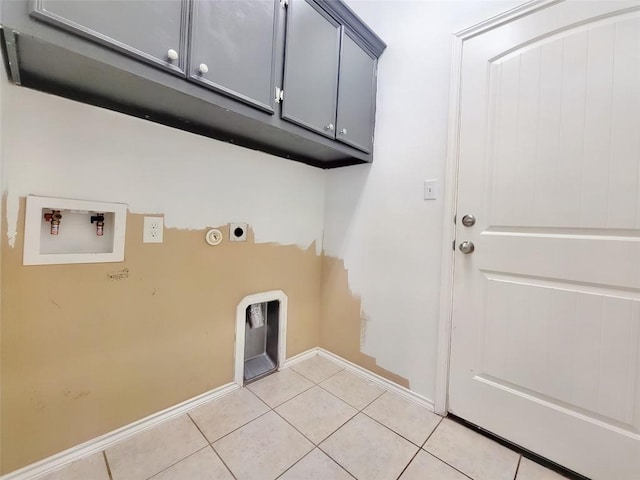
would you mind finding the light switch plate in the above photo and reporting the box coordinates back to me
[424,179,438,200]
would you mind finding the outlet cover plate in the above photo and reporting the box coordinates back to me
[229,223,247,242]
[143,216,164,243]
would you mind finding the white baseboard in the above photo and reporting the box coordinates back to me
[284,347,435,412]
[316,349,436,411]
[281,347,320,369]
[1,382,240,480]
[5,348,435,480]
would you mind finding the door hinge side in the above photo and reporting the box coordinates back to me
[275,87,284,104]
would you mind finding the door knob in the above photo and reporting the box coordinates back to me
[198,63,209,74]
[167,49,178,61]
[459,241,475,254]
[461,214,476,227]
[325,123,335,131]
[339,128,347,135]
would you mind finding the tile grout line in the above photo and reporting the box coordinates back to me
[421,418,474,478]
[265,361,359,480]
[359,388,387,411]
[420,420,484,480]
[359,409,431,449]
[421,417,444,448]
[246,371,317,409]
[186,412,211,444]
[102,451,113,480]
[272,447,316,480]
[144,445,210,480]
[198,407,272,445]
[185,413,238,480]
[394,447,421,480]
[423,450,474,480]
[513,455,523,480]
[289,361,345,385]
[268,369,351,447]
[207,444,238,480]
[315,377,386,412]
[187,412,240,480]
[273,395,359,449]
[244,384,274,410]
[271,404,320,447]
[316,444,359,480]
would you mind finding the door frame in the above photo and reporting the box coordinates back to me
[434,0,560,415]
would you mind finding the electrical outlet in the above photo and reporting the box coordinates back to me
[143,216,164,243]
[229,223,247,242]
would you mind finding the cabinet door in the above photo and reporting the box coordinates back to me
[31,0,187,75]
[336,32,377,153]
[188,0,280,113]
[282,0,340,138]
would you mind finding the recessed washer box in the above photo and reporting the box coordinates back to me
[23,195,127,266]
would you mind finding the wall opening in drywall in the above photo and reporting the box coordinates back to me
[235,290,288,386]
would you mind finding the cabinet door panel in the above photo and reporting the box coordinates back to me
[282,0,340,138]
[189,0,279,112]
[336,32,376,153]
[31,0,186,75]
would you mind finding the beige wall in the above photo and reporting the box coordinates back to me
[0,40,326,474]
[320,255,409,388]
[1,203,321,473]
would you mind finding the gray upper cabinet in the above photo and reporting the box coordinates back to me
[282,0,341,138]
[188,0,280,113]
[335,31,377,154]
[282,0,381,153]
[30,0,188,75]
[6,0,386,167]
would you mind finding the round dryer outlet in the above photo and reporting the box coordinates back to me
[205,229,223,246]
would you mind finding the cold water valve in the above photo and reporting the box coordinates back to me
[91,213,105,236]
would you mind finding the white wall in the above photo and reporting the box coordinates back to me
[2,68,326,253]
[324,0,524,399]
[2,1,526,404]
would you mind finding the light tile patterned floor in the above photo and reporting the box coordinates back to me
[36,354,570,480]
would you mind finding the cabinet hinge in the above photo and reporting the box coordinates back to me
[275,87,284,104]
[280,0,289,8]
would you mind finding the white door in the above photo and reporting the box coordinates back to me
[449,2,640,479]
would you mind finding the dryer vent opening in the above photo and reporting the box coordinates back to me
[244,300,280,384]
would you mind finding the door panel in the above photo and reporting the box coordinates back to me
[490,17,640,229]
[336,32,376,153]
[450,2,640,479]
[282,0,340,138]
[188,0,279,112]
[32,0,186,74]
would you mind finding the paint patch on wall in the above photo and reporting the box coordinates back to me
[107,267,129,281]
[1,77,326,254]
[320,255,409,388]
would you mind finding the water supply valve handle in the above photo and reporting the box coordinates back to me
[44,210,63,235]
[91,213,106,237]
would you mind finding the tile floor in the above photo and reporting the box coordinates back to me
[36,354,569,480]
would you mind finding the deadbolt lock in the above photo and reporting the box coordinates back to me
[461,214,476,227]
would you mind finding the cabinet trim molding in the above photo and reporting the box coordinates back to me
[313,0,386,56]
